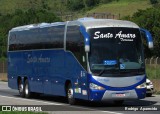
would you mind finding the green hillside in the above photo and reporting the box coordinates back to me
[0,0,152,19]
[86,0,152,18]
[0,0,68,15]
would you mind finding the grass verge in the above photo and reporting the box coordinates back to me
[86,0,152,18]
[146,64,160,79]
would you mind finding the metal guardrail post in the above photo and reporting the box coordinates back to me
[145,58,147,64]
[150,57,153,65]
[155,57,159,79]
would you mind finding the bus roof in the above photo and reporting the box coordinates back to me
[10,22,66,32]
[76,18,139,29]
[10,18,139,32]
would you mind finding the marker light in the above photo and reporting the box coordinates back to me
[136,82,146,89]
[90,83,105,90]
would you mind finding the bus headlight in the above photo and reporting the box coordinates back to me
[90,83,105,90]
[136,82,146,89]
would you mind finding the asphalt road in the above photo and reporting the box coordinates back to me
[0,81,160,114]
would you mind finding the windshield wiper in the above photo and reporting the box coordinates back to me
[98,66,118,76]
[98,68,105,76]
[120,69,144,75]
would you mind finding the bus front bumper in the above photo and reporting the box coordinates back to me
[89,88,146,101]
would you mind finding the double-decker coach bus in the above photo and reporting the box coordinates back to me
[8,18,153,105]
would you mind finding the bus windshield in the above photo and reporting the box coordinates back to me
[88,27,145,75]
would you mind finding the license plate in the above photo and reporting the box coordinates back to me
[116,93,125,97]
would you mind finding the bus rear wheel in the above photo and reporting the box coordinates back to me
[24,79,32,98]
[67,83,76,105]
[18,80,25,97]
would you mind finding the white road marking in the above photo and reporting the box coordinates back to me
[68,105,123,114]
[0,95,62,105]
[0,95,123,114]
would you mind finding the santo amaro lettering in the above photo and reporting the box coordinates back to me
[93,31,136,40]
[27,54,50,63]
[94,31,113,39]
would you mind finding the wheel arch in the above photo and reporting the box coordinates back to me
[17,76,22,88]
[65,80,71,96]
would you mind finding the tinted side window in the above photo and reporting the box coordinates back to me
[66,26,80,52]
[46,25,64,49]
[66,25,87,70]
[9,32,17,51]
[8,25,65,51]
[17,30,37,50]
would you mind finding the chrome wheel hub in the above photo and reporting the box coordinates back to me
[25,84,28,95]
[68,88,73,99]
[19,84,23,93]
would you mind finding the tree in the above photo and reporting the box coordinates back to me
[85,0,99,7]
[123,8,160,57]
[67,0,85,10]
[150,0,158,4]
[0,9,62,59]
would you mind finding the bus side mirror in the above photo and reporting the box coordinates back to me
[80,26,90,52]
[140,28,153,49]
[85,45,90,52]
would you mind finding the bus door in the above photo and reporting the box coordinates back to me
[66,25,88,100]
[77,32,89,100]
[78,69,88,100]
[74,53,88,100]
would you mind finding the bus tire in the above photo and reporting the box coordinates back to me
[18,79,25,98]
[24,79,32,98]
[67,83,76,105]
[146,93,152,97]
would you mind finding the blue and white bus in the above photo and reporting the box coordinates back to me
[8,18,153,105]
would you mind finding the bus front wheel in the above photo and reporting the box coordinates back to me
[24,79,32,98]
[67,83,76,105]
